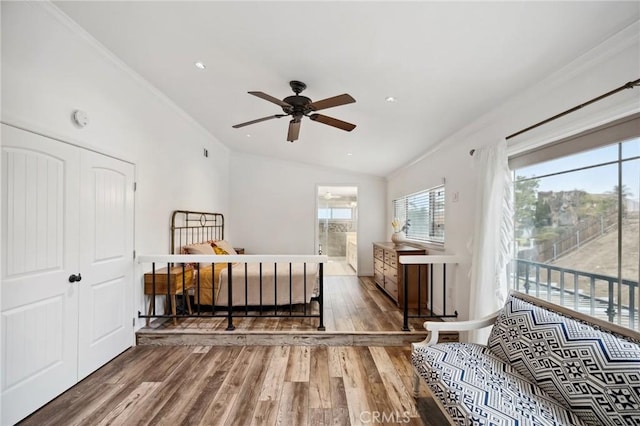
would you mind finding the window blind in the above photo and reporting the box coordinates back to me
[509,113,640,169]
[393,185,445,244]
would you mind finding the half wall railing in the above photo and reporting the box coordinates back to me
[399,255,461,331]
[138,254,327,331]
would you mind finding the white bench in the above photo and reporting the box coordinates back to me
[411,290,640,425]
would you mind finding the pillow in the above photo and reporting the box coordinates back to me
[183,243,215,255]
[213,240,237,255]
[212,246,229,255]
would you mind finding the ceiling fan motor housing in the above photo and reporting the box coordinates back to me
[232,79,356,141]
[282,94,312,120]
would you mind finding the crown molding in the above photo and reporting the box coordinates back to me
[535,20,639,92]
[35,1,226,149]
[387,19,640,181]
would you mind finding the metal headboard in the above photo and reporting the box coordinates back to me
[170,210,225,254]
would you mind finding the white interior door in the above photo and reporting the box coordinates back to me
[1,124,81,425]
[77,150,134,379]
[1,125,135,424]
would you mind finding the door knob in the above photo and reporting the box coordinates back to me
[68,273,82,283]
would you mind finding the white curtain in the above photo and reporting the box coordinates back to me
[468,139,514,343]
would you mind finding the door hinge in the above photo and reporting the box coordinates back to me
[133,250,136,259]
[133,182,137,191]
[133,317,136,327]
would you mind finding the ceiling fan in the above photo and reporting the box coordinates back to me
[323,192,341,200]
[232,80,356,142]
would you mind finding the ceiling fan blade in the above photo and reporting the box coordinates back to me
[232,114,285,129]
[287,119,301,142]
[309,114,356,132]
[308,94,355,112]
[248,91,292,108]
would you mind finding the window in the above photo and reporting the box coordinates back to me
[512,122,639,331]
[393,185,445,244]
[318,208,353,220]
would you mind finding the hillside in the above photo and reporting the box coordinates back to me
[550,214,639,300]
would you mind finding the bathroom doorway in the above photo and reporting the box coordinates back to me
[316,185,358,276]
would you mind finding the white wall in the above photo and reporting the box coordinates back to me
[1,2,231,326]
[4,2,637,332]
[229,152,386,275]
[387,21,640,322]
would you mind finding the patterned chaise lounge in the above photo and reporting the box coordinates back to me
[411,290,640,425]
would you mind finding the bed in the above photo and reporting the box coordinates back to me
[172,210,319,308]
[190,262,318,307]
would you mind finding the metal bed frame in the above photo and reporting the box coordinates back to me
[170,210,224,254]
[140,210,325,330]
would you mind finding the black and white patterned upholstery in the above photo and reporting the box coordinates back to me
[487,294,640,426]
[412,343,586,425]
[412,292,640,426]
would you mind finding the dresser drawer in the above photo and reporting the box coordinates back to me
[374,246,384,261]
[374,270,385,286]
[373,242,428,309]
[384,266,398,283]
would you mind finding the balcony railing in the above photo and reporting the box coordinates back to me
[512,258,639,331]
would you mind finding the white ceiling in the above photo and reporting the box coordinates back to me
[53,1,639,177]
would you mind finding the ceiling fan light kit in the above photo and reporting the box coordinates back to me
[232,80,356,142]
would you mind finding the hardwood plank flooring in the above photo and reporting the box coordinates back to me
[18,276,456,424]
[19,345,450,426]
[323,259,356,276]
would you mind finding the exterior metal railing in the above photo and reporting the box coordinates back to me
[512,258,638,331]
[138,254,327,331]
[530,212,618,263]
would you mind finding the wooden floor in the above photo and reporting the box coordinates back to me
[323,258,357,276]
[19,276,454,425]
[20,345,450,426]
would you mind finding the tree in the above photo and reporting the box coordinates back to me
[534,198,552,228]
[610,184,633,199]
[514,177,540,236]
[608,184,632,217]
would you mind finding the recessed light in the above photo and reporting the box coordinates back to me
[246,134,251,138]
[385,96,396,103]
[347,152,353,156]
[194,61,206,70]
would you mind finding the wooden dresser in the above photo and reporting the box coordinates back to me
[373,242,428,309]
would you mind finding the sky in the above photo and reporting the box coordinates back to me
[516,138,640,199]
